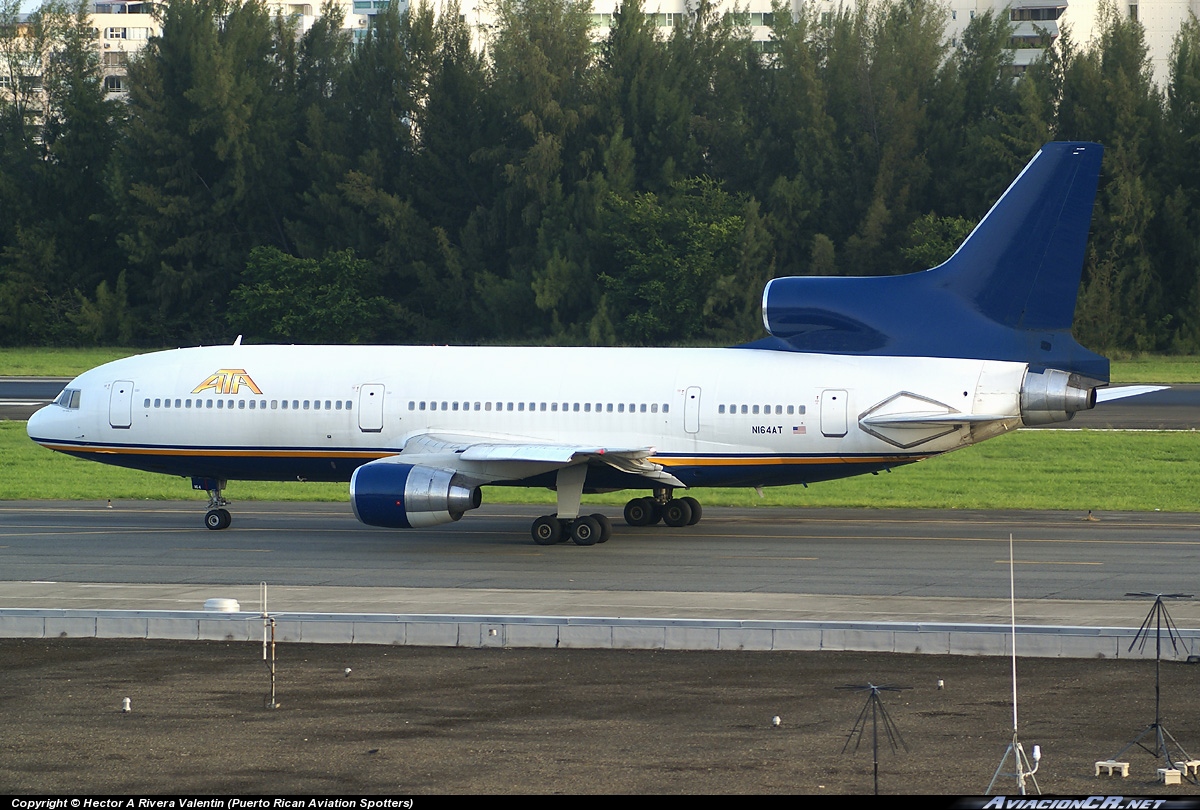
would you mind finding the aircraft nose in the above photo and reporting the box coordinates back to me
[26,404,54,444]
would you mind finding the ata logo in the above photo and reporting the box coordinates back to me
[192,369,263,395]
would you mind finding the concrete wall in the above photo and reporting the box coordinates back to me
[3,608,1198,659]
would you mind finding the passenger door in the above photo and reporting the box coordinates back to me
[820,389,847,437]
[358,384,385,433]
[109,380,133,429]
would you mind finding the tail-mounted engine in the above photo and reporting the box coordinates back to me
[350,461,482,528]
[1019,368,1096,426]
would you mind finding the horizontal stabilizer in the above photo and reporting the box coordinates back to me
[859,412,1014,429]
[1095,385,1169,403]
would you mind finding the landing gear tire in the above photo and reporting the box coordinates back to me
[532,515,562,545]
[590,513,612,543]
[680,497,702,525]
[624,497,660,526]
[571,516,601,546]
[662,499,693,528]
[204,508,231,530]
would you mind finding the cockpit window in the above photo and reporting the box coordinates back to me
[54,388,81,409]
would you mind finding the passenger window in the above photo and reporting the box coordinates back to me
[651,404,658,413]
[753,405,759,414]
[474,402,480,411]
[619,404,625,413]
[639,404,646,413]
[787,405,794,415]
[271,401,278,410]
[282,400,289,410]
[573,403,580,412]
[216,400,223,409]
[144,399,151,408]
[154,398,161,408]
[719,405,725,414]
[346,401,352,410]
[303,400,310,410]
[485,402,492,411]
[799,405,806,415]
[551,403,558,412]
[207,400,214,409]
[585,403,591,413]
[453,402,459,411]
[741,405,748,414]
[164,399,171,409]
[540,403,546,411]
[606,403,613,412]
[239,400,246,410]
[518,402,525,412]
[292,400,298,410]
[420,402,427,411]
[336,401,342,410]
[663,404,668,413]
[249,400,256,410]
[440,401,446,411]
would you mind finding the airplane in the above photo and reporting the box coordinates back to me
[26,142,1157,545]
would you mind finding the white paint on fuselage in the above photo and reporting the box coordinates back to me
[27,344,1028,482]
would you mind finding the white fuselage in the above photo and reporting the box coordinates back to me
[27,344,1028,490]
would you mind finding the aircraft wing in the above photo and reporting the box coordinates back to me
[393,432,685,486]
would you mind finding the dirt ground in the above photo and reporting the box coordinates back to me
[1,638,1198,795]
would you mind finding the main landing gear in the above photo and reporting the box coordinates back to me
[623,490,702,528]
[195,477,232,530]
[528,473,703,546]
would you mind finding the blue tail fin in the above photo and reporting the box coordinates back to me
[749,142,1108,382]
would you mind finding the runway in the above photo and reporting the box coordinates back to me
[2,501,1199,628]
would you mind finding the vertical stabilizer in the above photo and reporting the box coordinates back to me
[752,143,1108,382]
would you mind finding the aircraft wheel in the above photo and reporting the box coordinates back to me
[623,498,653,526]
[205,509,231,530]
[681,497,702,526]
[590,513,612,543]
[571,516,601,546]
[531,515,561,545]
[662,499,693,528]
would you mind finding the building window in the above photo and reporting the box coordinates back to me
[104,75,123,92]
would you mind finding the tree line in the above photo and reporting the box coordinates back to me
[1,0,1198,354]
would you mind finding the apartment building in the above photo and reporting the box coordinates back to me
[9,0,1195,102]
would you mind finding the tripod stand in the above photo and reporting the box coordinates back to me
[1110,592,1195,779]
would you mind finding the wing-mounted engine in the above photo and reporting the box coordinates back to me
[350,459,482,528]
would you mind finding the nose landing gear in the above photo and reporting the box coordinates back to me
[194,477,232,530]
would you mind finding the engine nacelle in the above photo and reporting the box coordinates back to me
[350,462,482,528]
[1019,368,1096,426]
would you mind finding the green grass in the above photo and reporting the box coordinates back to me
[5,421,1198,512]
[1110,355,1200,384]
[2,347,1199,383]
[0,347,145,377]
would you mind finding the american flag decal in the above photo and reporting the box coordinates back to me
[793,425,806,434]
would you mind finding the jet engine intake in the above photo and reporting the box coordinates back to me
[350,462,482,528]
[1019,368,1096,426]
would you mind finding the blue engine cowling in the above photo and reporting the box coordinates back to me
[350,461,482,528]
